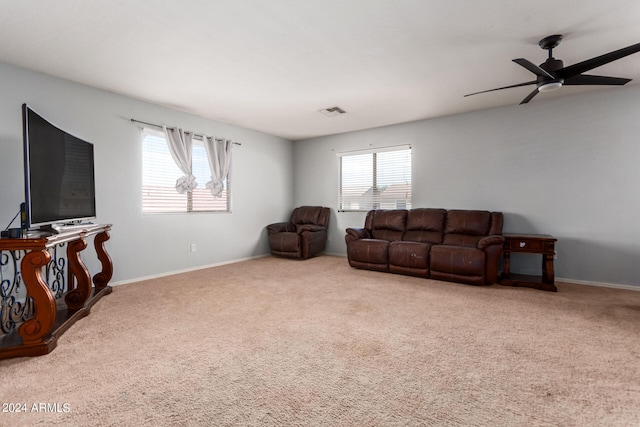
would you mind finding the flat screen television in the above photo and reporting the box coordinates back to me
[22,104,96,229]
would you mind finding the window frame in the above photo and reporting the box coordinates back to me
[337,145,412,212]
[141,128,231,214]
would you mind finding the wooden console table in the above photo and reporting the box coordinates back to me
[500,233,557,292]
[0,224,113,359]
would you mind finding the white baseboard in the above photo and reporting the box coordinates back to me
[109,254,269,287]
[556,277,640,291]
[323,252,347,257]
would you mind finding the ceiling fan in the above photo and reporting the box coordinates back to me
[464,35,640,104]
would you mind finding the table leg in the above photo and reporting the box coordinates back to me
[502,248,511,279]
[18,250,56,345]
[65,238,91,311]
[92,230,113,289]
[543,253,555,284]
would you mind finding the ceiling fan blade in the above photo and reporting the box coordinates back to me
[464,80,536,97]
[563,74,631,86]
[513,58,554,78]
[520,88,540,104]
[557,42,640,78]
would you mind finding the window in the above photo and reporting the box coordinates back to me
[338,145,411,211]
[141,129,230,213]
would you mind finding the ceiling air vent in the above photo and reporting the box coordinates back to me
[319,106,347,117]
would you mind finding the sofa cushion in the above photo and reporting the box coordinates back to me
[370,210,407,241]
[291,206,323,225]
[445,210,491,235]
[442,234,484,247]
[388,241,431,278]
[347,239,390,266]
[269,232,300,253]
[403,208,446,243]
[488,212,504,236]
[443,210,491,247]
[429,245,485,277]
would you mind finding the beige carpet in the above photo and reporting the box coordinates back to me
[1,255,639,426]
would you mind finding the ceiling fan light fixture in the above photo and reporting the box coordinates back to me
[319,106,347,117]
[538,81,563,92]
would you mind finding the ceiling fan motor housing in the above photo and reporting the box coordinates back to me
[538,58,564,88]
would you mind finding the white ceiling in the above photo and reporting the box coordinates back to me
[1,1,639,140]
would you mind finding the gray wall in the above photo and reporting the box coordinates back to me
[0,61,294,284]
[293,86,640,288]
[3,58,638,288]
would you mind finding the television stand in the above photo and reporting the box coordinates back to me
[0,224,113,359]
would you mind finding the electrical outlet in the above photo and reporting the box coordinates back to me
[554,250,557,260]
[190,243,196,253]
[327,234,332,242]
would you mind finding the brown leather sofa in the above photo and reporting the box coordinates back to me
[267,206,330,259]
[345,208,504,285]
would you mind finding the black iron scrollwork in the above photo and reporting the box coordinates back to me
[0,244,69,334]
[0,250,35,334]
[45,244,66,298]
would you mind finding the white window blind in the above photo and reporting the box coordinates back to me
[141,129,230,213]
[338,145,411,211]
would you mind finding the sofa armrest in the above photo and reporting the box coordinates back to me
[345,227,370,246]
[477,235,505,250]
[346,227,370,240]
[267,222,295,234]
[296,224,326,234]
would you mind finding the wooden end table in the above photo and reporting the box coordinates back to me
[500,233,557,292]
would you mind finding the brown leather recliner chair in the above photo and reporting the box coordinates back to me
[267,206,330,259]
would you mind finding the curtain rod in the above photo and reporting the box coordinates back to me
[130,118,241,145]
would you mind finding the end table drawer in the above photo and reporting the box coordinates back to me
[509,239,544,252]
